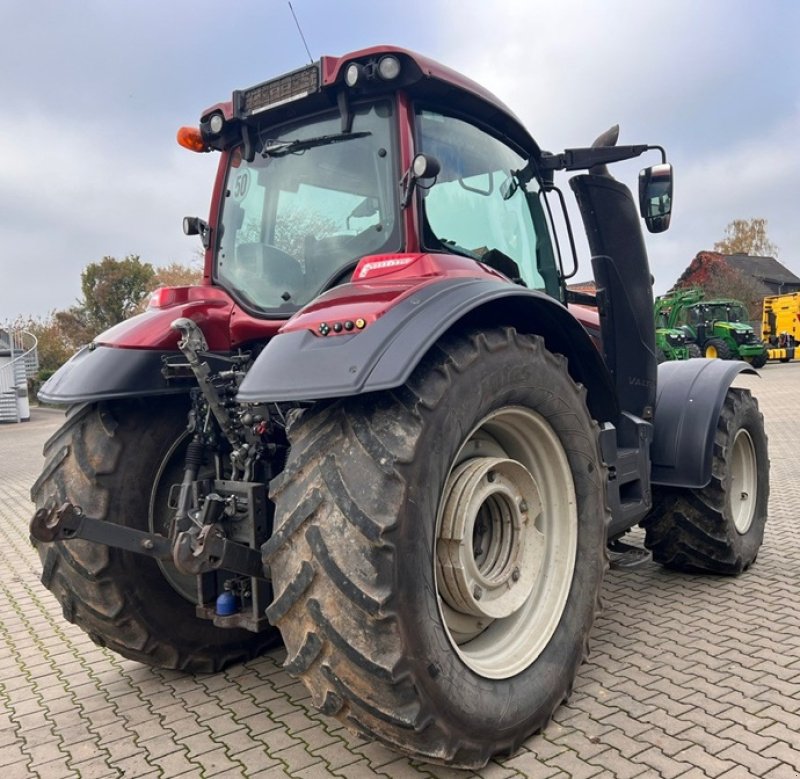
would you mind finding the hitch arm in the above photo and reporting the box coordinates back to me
[30,503,268,581]
[30,503,172,560]
[173,526,266,579]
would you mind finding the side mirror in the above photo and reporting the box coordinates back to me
[183,216,212,249]
[638,163,673,233]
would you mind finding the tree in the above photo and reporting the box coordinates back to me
[672,251,764,321]
[80,255,156,330]
[6,257,205,391]
[25,315,74,375]
[714,218,779,257]
[273,207,337,259]
[134,260,204,313]
[4,313,80,391]
[52,308,98,352]
[152,260,203,289]
[52,255,155,346]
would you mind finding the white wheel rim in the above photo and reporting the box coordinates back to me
[435,407,578,679]
[730,428,757,534]
[150,430,199,603]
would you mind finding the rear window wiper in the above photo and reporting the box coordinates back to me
[261,131,372,158]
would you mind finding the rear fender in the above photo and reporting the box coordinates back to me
[37,286,283,406]
[37,344,236,405]
[651,358,757,488]
[237,276,618,423]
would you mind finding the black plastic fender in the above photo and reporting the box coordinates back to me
[38,345,190,405]
[237,276,619,423]
[651,358,757,488]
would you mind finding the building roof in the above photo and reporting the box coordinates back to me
[567,280,597,292]
[724,254,800,286]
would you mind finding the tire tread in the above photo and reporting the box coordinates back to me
[643,388,769,574]
[31,399,278,672]
[266,328,607,767]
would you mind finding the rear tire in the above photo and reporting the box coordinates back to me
[30,398,280,672]
[642,388,769,574]
[265,329,608,767]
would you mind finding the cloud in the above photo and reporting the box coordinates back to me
[2,0,798,319]
[649,107,800,290]
[0,112,216,318]
[431,0,800,291]
[431,1,759,145]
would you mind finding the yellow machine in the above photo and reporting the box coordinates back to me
[762,292,800,361]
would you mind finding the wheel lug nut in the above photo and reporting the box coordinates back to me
[473,586,483,600]
[518,500,528,513]
[511,567,520,582]
[487,472,496,483]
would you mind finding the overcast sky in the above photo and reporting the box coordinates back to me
[2,0,798,320]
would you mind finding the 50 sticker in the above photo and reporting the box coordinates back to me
[232,171,250,200]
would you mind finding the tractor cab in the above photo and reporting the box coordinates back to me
[179,47,669,330]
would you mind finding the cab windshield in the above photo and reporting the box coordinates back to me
[704,303,749,323]
[216,102,399,314]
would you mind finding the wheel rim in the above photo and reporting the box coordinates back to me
[149,431,199,602]
[706,344,718,359]
[435,407,578,679]
[730,428,757,533]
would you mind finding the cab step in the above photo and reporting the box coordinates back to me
[608,539,651,569]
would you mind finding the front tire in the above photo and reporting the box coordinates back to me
[642,388,769,574]
[30,398,280,672]
[705,338,732,359]
[265,329,608,767]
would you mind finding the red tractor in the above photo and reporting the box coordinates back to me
[31,46,769,768]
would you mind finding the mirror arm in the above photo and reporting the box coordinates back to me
[539,144,665,172]
[400,154,441,210]
[337,89,354,134]
[651,144,667,164]
[400,170,415,210]
[241,124,256,163]
[200,221,212,250]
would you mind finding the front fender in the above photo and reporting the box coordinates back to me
[651,358,757,488]
[237,277,618,422]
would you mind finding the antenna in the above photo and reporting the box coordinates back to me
[288,2,314,64]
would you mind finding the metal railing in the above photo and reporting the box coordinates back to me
[0,329,39,423]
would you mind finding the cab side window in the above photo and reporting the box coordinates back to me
[416,109,558,296]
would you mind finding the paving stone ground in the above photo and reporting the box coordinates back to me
[1,364,799,778]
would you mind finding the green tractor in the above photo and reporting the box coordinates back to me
[655,288,767,367]
[654,308,698,361]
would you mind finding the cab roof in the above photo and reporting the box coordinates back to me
[202,44,541,160]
